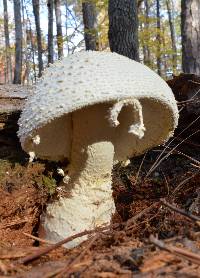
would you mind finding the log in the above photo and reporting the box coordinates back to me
[0,85,31,159]
[167,74,200,143]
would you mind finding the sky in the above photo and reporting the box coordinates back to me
[0,0,84,57]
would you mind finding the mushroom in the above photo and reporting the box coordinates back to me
[18,51,179,248]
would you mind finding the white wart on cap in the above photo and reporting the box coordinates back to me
[18,51,179,247]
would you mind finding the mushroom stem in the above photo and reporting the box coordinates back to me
[108,98,146,139]
[40,104,115,248]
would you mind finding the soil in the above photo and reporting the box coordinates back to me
[0,76,199,277]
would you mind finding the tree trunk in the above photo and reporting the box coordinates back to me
[54,0,63,59]
[156,0,162,76]
[32,0,44,77]
[181,0,200,75]
[13,0,23,84]
[166,0,177,72]
[108,0,139,61]
[143,0,151,67]
[47,0,54,64]
[3,0,12,83]
[82,1,99,51]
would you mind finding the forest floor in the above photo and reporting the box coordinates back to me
[0,75,200,277]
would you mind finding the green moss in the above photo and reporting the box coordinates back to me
[0,159,10,180]
[42,175,57,196]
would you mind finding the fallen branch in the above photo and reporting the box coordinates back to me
[19,225,110,264]
[149,235,200,265]
[160,199,200,225]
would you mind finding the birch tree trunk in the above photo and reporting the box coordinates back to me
[3,0,12,83]
[181,0,200,75]
[47,0,54,64]
[32,0,44,77]
[108,0,139,61]
[166,0,177,72]
[82,1,99,51]
[54,0,63,59]
[156,0,162,76]
[13,0,23,84]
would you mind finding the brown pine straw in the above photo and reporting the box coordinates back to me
[160,199,200,225]
[56,234,98,277]
[149,235,200,265]
[19,226,110,264]
[19,202,160,265]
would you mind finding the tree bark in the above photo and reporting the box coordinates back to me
[13,0,23,84]
[32,0,44,77]
[3,0,12,83]
[54,0,63,59]
[156,0,162,76]
[47,0,54,64]
[181,0,200,75]
[166,0,177,72]
[108,0,139,61]
[82,1,99,51]
[143,0,151,67]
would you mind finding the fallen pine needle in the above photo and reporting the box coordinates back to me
[22,232,54,245]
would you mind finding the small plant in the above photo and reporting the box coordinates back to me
[42,175,57,196]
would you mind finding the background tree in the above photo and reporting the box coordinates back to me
[82,0,99,50]
[47,0,54,64]
[13,0,23,84]
[166,0,177,72]
[108,0,139,61]
[143,0,151,67]
[54,0,63,58]
[32,0,44,77]
[3,0,12,83]
[156,0,162,75]
[0,0,183,83]
[181,0,200,74]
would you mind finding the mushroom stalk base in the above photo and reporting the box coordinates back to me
[40,104,115,248]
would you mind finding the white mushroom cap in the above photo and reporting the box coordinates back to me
[18,51,179,162]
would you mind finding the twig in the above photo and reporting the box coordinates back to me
[171,172,199,196]
[125,202,159,230]
[174,137,200,148]
[56,235,98,277]
[149,235,200,265]
[188,80,200,85]
[19,225,110,264]
[178,99,199,105]
[161,171,170,196]
[191,163,200,169]
[0,96,27,100]
[146,127,200,177]
[160,198,200,224]
[152,148,200,166]
[135,151,147,184]
[22,232,54,245]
